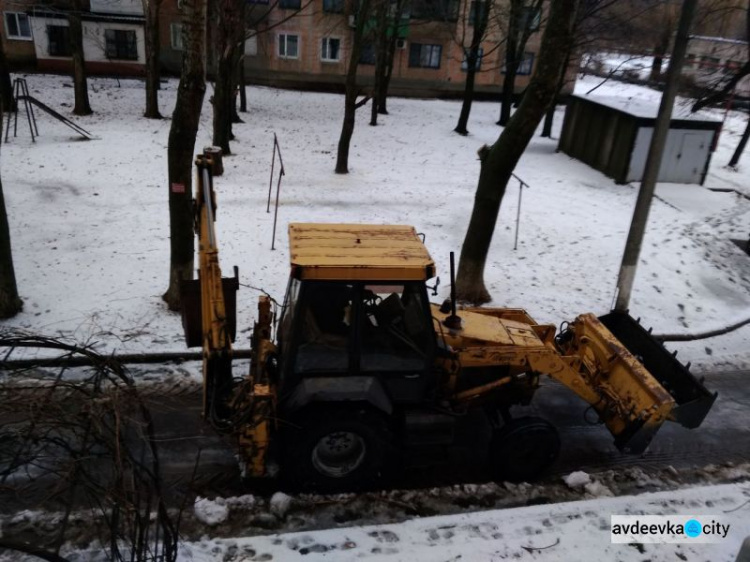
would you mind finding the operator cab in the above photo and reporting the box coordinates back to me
[276,224,438,404]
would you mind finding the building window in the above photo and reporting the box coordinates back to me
[410,0,459,21]
[503,52,534,75]
[170,23,183,50]
[518,6,541,31]
[47,25,71,57]
[4,12,32,40]
[245,34,258,56]
[278,33,299,59]
[461,47,483,71]
[359,43,376,65]
[468,1,486,26]
[279,0,301,9]
[699,56,719,71]
[105,29,138,60]
[725,59,741,73]
[323,0,344,13]
[321,37,340,62]
[408,43,441,69]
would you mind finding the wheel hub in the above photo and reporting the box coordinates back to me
[311,431,367,478]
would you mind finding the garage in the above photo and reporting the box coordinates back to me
[558,94,722,185]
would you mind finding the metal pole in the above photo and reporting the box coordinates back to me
[266,133,277,213]
[22,79,38,137]
[614,0,698,312]
[513,178,525,251]
[271,166,284,251]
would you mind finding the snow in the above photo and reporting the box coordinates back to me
[178,482,750,561]
[563,470,591,489]
[1,72,750,372]
[269,492,293,519]
[194,497,230,526]
[572,93,720,121]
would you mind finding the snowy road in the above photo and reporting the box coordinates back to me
[144,367,749,493]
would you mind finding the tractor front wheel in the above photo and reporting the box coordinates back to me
[489,416,560,483]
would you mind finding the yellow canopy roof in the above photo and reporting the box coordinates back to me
[288,223,436,281]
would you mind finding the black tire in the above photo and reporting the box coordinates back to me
[489,416,560,483]
[283,407,393,493]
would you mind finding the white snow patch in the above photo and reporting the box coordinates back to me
[270,491,293,519]
[584,480,614,497]
[563,471,591,489]
[194,497,229,526]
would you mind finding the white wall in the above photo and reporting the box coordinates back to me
[90,0,143,16]
[29,16,145,65]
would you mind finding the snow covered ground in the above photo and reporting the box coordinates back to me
[1,72,750,561]
[2,72,750,370]
[181,481,750,561]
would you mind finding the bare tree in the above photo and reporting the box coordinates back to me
[454,0,492,135]
[212,0,314,153]
[0,39,16,113]
[212,0,245,154]
[456,0,579,303]
[371,0,409,121]
[0,112,22,318]
[163,0,207,311]
[498,0,544,126]
[143,0,164,118]
[335,0,375,174]
[69,0,92,116]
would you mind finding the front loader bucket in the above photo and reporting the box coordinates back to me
[598,311,717,429]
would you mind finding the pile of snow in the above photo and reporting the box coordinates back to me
[269,492,293,519]
[194,497,229,526]
[563,471,591,489]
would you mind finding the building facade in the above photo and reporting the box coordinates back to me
[2,0,566,98]
[2,0,145,75]
[200,0,549,98]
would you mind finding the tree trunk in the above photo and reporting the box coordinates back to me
[163,0,207,311]
[0,112,22,318]
[454,54,479,135]
[212,0,243,155]
[728,113,750,168]
[378,43,394,115]
[239,52,247,112]
[541,101,555,137]
[370,0,388,126]
[455,3,489,136]
[498,0,521,126]
[143,0,163,119]
[457,0,579,303]
[541,47,572,138]
[0,40,16,113]
[335,0,372,174]
[649,24,672,83]
[69,0,92,116]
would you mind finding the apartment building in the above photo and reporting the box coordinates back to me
[160,0,551,98]
[2,0,145,75]
[684,35,750,98]
[3,0,562,98]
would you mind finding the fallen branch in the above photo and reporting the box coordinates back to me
[521,537,560,553]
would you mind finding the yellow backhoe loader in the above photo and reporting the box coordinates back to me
[181,157,716,491]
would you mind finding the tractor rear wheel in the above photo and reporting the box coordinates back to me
[283,407,392,493]
[489,416,560,483]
